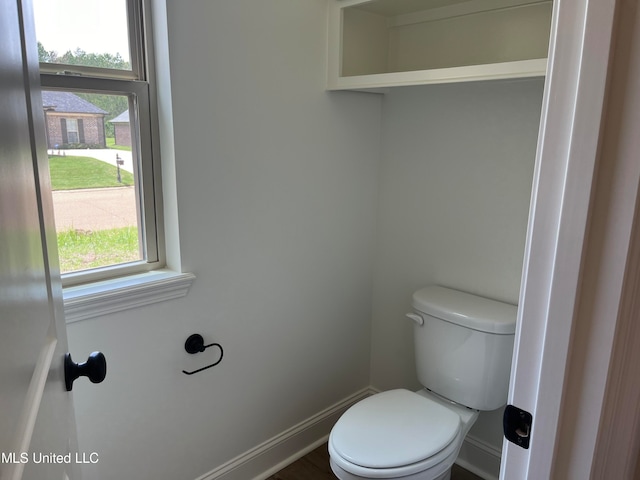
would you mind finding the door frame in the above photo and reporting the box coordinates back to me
[502,0,640,476]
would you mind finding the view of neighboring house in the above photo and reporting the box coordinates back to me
[42,91,107,149]
[109,109,131,147]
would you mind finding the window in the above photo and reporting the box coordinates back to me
[33,0,162,286]
[64,118,79,143]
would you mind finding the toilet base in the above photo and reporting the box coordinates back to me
[330,457,452,480]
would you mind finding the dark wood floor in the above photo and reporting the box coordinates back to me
[268,443,483,480]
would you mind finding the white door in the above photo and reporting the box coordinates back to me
[0,1,80,479]
[500,0,619,477]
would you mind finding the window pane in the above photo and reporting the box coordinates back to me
[44,90,144,274]
[33,0,131,71]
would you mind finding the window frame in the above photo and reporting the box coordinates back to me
[38,0,165,287]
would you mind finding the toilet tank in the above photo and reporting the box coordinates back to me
[410,286,517,411]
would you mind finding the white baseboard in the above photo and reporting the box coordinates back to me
[194,387,375,480]
[455,434,502,480]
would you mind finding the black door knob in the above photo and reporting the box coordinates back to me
[64,351,107,391]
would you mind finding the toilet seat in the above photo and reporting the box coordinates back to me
[329,429,462,479]
[329,389,463,479]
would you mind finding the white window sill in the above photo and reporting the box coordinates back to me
[63,269,195,323]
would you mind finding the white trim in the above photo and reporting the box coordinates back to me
[251,437,331,480]
[194,388,374,480]
[501,0,618,477]
[63,269,195,323]
[328,59,547,91]
[456,435,501,480]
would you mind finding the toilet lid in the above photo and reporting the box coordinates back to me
[331,389,460,469]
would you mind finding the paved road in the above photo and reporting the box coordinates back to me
[49,149,138,232]
[52,187,138,232]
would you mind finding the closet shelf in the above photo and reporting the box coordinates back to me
[328,0,553,92]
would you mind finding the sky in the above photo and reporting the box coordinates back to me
[32,0,130,60]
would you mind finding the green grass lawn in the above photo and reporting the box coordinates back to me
[49,155,134,190]
[106,137,132,152]
[57,226,141,273]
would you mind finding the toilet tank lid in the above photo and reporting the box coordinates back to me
[412,286,517,334]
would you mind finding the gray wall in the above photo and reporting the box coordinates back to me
[67,1,381,479]
[369,79,544,447]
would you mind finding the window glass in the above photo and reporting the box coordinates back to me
[44,90,144,275]
[33,0,158,286]
[65,119,79,143]
[33,0,131,71]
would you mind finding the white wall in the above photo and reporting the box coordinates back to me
[67,2,545,478]
[67,1,382,479]
[370,79,544,449]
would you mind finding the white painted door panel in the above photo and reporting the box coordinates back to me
[0,1,79,479]
[500,0,617,477]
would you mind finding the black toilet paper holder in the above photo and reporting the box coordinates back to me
[182,334,224,375]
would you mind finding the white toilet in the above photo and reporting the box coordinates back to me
[329,286,517,480]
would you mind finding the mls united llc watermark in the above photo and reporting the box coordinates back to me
[1,452,99,464]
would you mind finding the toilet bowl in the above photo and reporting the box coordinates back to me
[329,389,478,480]
[328,286,516,480]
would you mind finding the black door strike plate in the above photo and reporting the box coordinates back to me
[503,404,533,449]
